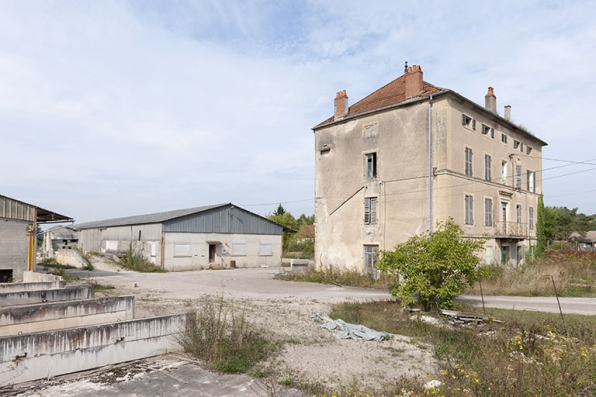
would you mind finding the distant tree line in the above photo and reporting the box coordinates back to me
[542,205,595,243]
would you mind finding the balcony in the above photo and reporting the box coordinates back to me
[494,221,529,238]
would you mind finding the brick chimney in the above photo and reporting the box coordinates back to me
[405,65,423,98]
[334,90,348,120]
[485,87,497,113]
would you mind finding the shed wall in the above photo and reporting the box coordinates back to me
[0,218,31,281]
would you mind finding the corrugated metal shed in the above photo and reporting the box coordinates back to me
[75,204,283,235]
[164,206,282,235]
[0,195,72,223]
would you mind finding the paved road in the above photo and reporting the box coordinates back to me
[459,294,596,316]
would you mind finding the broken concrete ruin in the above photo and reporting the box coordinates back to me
[0,280,185,386]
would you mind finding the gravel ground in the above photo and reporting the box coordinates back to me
[13,259,437,395]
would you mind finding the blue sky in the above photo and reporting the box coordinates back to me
[1,1,595,223]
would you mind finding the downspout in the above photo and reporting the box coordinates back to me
[428,94,433,234]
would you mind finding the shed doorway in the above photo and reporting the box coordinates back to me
[209,244,216,263]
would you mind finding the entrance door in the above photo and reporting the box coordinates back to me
[501,245,508,264]
[364,245,379,277]
[209,244,216,262]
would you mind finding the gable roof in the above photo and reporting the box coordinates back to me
[74,203,230,230]
[315,74,445,128]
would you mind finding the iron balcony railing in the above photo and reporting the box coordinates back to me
[494,221,529,237]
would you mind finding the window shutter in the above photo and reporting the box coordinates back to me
[371,198,377,224]
[364,198,371,224]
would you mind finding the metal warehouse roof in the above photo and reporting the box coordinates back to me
[74,203,229,230]
[73,203,288,233]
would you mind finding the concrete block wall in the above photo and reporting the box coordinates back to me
[0,218,31,281]
[0,281,65,293]
[0,296,135,335]
[0,314,186,385]
[0,285,94,307]
[55,249,90,269]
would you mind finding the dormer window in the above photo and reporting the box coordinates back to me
[462,114,476,130]
[481,124,494,137]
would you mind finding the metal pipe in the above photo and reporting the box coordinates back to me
[428,94,433,234]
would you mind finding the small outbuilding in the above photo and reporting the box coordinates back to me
[75,203,283,271]
[0,194,73,281]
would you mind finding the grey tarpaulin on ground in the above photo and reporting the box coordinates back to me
[311,313,391,341]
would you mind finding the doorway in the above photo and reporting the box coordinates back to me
[209,244,216,263]
[501,245,508,265]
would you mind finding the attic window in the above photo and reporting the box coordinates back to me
[481,124,493,136]
[501,134,508,144]
[519,143,524,152]
[513,140,520,149]
[462,114,475,130]
[527,146,533,155]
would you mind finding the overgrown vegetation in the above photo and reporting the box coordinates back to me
[377,218,485,311]
[267,204,315,259]
[275,265,396,289]
[119,242,166,273]
[177,295,276,374]
[474,251,596,297]
[329,300,596,396]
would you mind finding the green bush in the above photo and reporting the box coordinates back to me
[376,218,485,311]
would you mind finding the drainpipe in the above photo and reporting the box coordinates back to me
[428,94,433,234]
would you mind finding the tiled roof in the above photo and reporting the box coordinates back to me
[74,203,230,230]
[315,74,444,128]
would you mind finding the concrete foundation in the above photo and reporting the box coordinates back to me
[23,271,63,283]
[0,314,186,385]
[0,285,94,307]
[0,296,135,335]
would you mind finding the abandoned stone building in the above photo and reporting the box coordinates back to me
[75,203,283,271]
[0,194,72,281]
[313,65,547,272]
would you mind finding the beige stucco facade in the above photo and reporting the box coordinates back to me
[314,86,545,272]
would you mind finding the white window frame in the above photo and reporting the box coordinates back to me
[364,245,379,276]
[529,207,535,231]
[501,160,508,184]
[527,170,535,193]
[365,152,377,179]
[516,205,522,224]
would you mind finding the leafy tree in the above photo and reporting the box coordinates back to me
[536,195,547,258]
[376,218,484,311]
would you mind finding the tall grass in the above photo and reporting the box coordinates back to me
[120,243,166,273]
[275,265,397,289]
[177,296,275,374]
[329,300,596,396]
[473,253,596,297]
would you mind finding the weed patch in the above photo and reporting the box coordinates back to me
[177,296,276,374]
[275,266,396,290]
[328,300,596,396]
[119,243,166,273]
